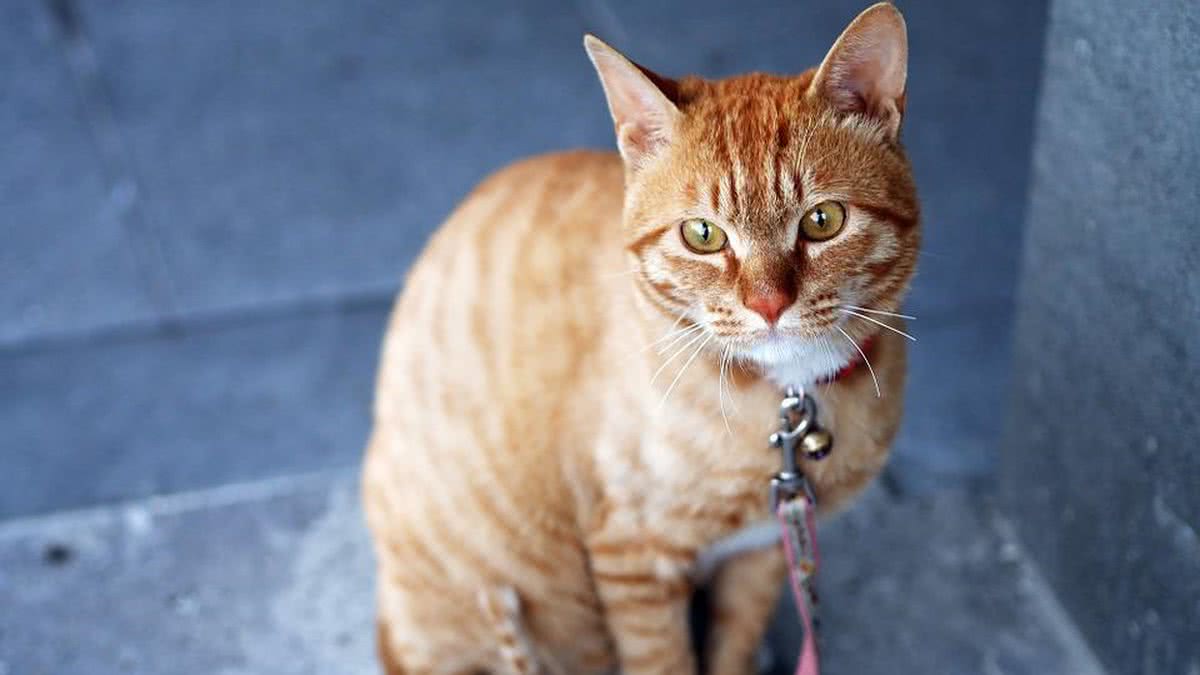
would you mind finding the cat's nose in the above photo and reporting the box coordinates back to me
[744,288,796,325]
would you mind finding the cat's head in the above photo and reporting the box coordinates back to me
[586,3,919,386]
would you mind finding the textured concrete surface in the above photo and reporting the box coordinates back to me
[0,301,385,518]
[890,308,1012,493]
[0,473,374,675]
[772,488,1104,675]
[1002,0,1200,672]
[0,2,161,345]
[69,0,611,318]
[0,473,1102,675]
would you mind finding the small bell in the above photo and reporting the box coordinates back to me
[799,427,833,460]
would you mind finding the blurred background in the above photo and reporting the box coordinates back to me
[1,1,1195,674]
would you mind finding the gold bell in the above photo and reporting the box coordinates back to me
[799,428,833,460]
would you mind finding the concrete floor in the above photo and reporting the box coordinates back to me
[0,475,1103,675]
[0,0,1107,672]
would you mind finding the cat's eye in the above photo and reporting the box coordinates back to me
[800,201,847,242]
[680,219,728,254]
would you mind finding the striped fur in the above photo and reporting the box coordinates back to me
[365,4,918,674]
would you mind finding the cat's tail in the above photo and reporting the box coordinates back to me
[477,587,543,675]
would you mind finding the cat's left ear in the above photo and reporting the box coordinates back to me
[584,35,681,169]
[808,2,908,140]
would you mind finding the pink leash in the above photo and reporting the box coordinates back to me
[767,386,828,675]
[777,494,821,675]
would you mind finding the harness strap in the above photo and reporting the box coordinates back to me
[690,520,779,585]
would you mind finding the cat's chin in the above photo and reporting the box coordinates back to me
[737,333,857,389]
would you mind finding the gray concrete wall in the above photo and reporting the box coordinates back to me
[1002,0,1200,672]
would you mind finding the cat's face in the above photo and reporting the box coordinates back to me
[588,3,918,386]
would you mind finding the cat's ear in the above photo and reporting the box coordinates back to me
[584,35,681,168]
[808,2,908,140]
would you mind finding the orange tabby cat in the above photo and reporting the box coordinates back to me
[363,4,918,673]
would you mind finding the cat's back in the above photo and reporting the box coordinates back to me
[375,149,626,418]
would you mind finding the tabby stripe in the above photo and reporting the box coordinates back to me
[772,150,786,206]
[708,466,772,483]
[668,494,761,524]
[647,277,688,305]
[592,569,662,586]
[579,649,617,670]
[626,224,671,257]
[506,654,529,674]
[385,531,444,584]
[589,535,696,561]
[477,413,588,558]
[857,203,918,229]
[792,166,807,206]
[466,453,582,575]
[384,550,444,592]
[602,588,690,615]
[621,645,689,671]
[633,275,685,315]
[419,499,519,592]
[659,253,722,278]
[586,500,615,534]
[771,121,789,209]
[664,502,747,529]
[632,279,679,317]
[599,577,690,606]
[866,260,894,278]
[376,622,407,675]
[616,613,678,636]
[723,107,744,219]
[872,270,910,301]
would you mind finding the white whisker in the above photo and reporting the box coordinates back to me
[838,309,917,342]
[646,321,705,354]
[665,311,686,333]
[643,312,686,350]
[724,347,740,415]
[660,333,713,411]
[650,329,707,386]
[817,336,838,396]
[840,304,917,321]
[836,325,881,398]
[597,268,641,280]
[718,343,732,436]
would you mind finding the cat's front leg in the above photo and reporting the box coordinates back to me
[586,525,698,674]
[703,545,786,675]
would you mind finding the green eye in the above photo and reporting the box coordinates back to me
[801,201,847,241]
[681,219,728,253]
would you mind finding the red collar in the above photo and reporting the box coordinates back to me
[818,336,875,384]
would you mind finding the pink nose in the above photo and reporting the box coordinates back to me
[744,288,796,325]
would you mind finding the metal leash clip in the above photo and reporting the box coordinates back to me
[768,387,832,512]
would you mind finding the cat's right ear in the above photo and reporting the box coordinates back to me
[808,2,908,140]
[584,35,680,169]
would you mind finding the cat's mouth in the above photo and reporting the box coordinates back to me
[723,321,860,386]
[732,322,839,342]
